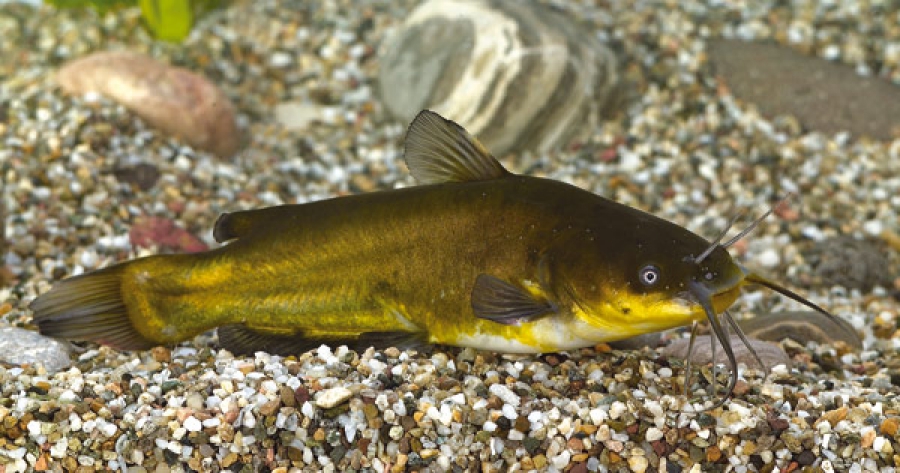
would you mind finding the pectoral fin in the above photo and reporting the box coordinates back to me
[471,274,557,326]
[404,110,511,184]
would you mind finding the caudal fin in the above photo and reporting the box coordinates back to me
[30,264,157,350]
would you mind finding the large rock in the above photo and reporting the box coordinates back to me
[56,50,241,158]
[805,236,892,292]
[0,327,72,373]
[379,0,620,156]
[738,311,862,350]
[708,39,900,140]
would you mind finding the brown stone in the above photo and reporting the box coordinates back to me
[816,406,849,428]
[880,417,900,437]
[709,39,900,141]
[56,51,241,158]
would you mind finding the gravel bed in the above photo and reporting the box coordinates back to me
[1,0,899,472]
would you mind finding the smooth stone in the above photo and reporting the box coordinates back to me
[273,101,323,130]
[708,39,900,140]
[805,236,893,292]
[0,327,72,373]
[56,50,241,158]
[315,387,353,409]
[737,311,862,350]
[379,0,620,156]
[662,333,791,371]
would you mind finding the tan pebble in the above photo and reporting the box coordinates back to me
[572,453,589,462]
[223,409,239,424]
[532,454,548,469]
[258,400,281,417]
[567,437,584,452]
[627,455,648,473]
[221,452,238,468]
[880,417,900,437]
[520,457,535,470]
[579,424,598,435]
[743,440,757,455]
[313,428,326,442]
[391,453,408,473]
[315,387,353,409]
[816,406,848,427]
[861,428,877,449]
[706,445,722,462]
[150,346,171,363]
[56,51,241,158]
[237,363,255,375]
[34,453,49,471]
[413,411,426,423]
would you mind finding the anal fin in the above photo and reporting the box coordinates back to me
[217,325,427,356]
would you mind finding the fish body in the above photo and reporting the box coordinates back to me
[31,111,824,369]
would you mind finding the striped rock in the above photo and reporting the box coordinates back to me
[663,334,792,372]
[738,311,862,350]
[378,0,620,156]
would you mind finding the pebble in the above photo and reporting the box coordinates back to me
[315,386,353,409]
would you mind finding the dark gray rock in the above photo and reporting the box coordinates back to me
[0,327,73,373]
[805,236,892,292]
[379,0,620,156]
[708,39,900,140]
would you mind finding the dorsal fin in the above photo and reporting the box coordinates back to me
[213,211,258,243]
[404,110,511,184]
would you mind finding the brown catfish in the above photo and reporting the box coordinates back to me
[31,110,844,403]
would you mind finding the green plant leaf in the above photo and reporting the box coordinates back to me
[139,0,194,42]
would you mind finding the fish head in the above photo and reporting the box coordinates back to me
[549,213,747,339]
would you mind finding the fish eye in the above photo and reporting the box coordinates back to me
[638,265,661,286]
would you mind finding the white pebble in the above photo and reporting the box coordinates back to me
[99,421,117,438]
[483,421,497,432]
[27,421,41,439]
[301,401,316,418]
[863,220,883,237]
[501,404,518,420]
[202,418,220,429]
[589,408,607,425]
[646,427,663,442]
[757,248,780,268]
[609,401,626,420]
[488,384,520,407]
[551,451,572,470]
[183,416,202,432]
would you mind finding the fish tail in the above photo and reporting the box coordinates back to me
[30,263,157,350]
